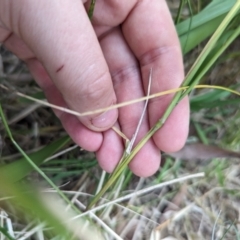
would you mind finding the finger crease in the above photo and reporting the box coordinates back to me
[111,65,139,86]
[2,31,13,44]
[139,46,178,67]
[56,64,64,73]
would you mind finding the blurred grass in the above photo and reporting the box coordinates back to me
[1,0,240,239]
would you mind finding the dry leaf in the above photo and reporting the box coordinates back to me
[166,143,240,161]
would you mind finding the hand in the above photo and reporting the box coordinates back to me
[0,0,189,177]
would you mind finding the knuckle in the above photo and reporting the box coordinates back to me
[139,45,180,66]
[82,71,109,99]
[111,65,139,87]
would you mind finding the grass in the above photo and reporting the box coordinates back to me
[1,0,240,239]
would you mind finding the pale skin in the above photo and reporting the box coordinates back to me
[0,0,189,177]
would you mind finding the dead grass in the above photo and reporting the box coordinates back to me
[1,1,240,239]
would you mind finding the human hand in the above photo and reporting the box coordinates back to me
[0,0,189,177]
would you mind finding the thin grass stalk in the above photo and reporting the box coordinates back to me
[86,99,178,209]
[182,0,193,54]
[0,226,15,240]
[87,83,240,209]
[175,0,185,24]
[181,1,240,91]
[87,1,240,209]
[180,25,240,102]
[1,84,239,118]
[0,103,81,215]
[88,0,96,19]
[84,173,204,217]
[220,221,235,239]
[212,209,222,240]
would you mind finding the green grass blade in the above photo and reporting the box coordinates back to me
[181,1,240,93]
[181,24,240,101]
[181,0,193,54]
[191,98,240,111]
[190,89,231,103]
[177,0,235,35]
[0,175,73,238]
[0,103,80,214]
[0,136,70,182]
[193,121,209,145]
[180,15,226,54]
[88,0,96,19]
[0,226,15,240]
[175,0,185,24]
[177,0,236,53]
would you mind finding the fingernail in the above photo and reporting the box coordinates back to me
[91,109,118,129]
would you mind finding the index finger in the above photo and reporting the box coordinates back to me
[0,0,118,131]
[122,0,189,152]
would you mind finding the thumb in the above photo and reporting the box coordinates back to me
[0,0,117,131]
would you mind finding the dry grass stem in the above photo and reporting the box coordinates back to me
[126,68,152,154]
[77,172,205,219]
[1,84,239,118]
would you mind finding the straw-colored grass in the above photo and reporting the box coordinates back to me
[1,0,240,239]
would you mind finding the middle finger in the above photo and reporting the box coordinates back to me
[99,27,160,177]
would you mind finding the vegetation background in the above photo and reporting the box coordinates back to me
[1,0,240,239]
